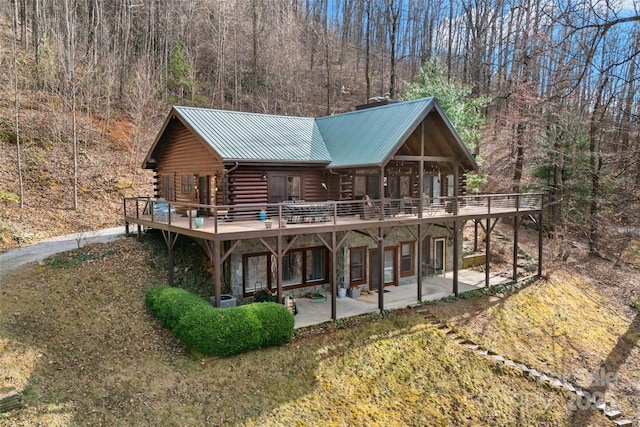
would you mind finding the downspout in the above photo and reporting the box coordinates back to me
[226,161,239,174]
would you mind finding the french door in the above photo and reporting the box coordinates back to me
[369,247,397,288]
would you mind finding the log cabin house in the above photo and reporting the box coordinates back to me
[124,97,543,320]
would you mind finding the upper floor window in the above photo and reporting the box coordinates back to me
[269,175,302,202]
[354,175,380,199]
[162,175,175,201]
[181,175,195,194]
[447,174,455,197]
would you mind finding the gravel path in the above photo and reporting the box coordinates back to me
[0,226,127,275]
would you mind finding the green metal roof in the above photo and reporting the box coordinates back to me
[147,98,477,170]
[317,98,435,168]
[173,106,331,163]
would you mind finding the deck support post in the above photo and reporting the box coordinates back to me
[513,215,519,281]
[417,223,423,302]
[453,221,459,296]
[163,230,178,287]
[419,122,424,219]
[485,218,491,288]
[331,231,337,321]
[474,220,479,252]
[378,227,385,312]
[277,234,283,303]
[213,238,221,307]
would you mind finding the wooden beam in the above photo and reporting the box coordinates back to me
[331,230,337,321]
[162,229,178,287]
[417,223,423,302]
[453,220,459,296]
[213,238,221,307]
[206,239,240,265]
[221,240,240,263]
[513,215,519,281]
[277,234,283,302]
[394,155,458,162]
[259,237,277,257]
[337,230,352,250]
[485,218,490,288]
[474,219,479,252]
[283,234,301,254]
[315,233,332,251]
[403,225,419,241]
[420,224,434,241]
[419,122,424,219]
[378,226,384,311]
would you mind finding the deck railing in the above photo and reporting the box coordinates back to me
[123,193,543,232]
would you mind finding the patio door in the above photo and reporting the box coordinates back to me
[199,176,210,205]
[433,238,446,272]
[269,176,287,203]
[269,175,302,202]
[369,247,397,288]
[432,175,441,205]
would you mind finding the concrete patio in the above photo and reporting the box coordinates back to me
[293,269,512,328]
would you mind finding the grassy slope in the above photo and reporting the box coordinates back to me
[0,236,609,426]
[428,270,640,422]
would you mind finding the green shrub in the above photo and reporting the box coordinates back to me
[248,302,295,347]
[145,286,167,311]
[145,287,294,357]
[146,286,209,330]
[176,304,263,357]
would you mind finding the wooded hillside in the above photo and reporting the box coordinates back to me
[1,0,639,260]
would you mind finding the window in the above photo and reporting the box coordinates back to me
[387,176,400,199]
[350,247,366,285]
[243,254,270,294]
[287,176,300,200]
[400,175,412,197]
[181,175,195,194]
[162,175,175,201]
[306,248,325,281]
[354,174,380,199]
[354,175,366,198]
[447,174,455,197]
[367,175,380,199]
[283,251,303,286]
[400,241,415,277]
[242,247,328,296]
[269,175,302,202]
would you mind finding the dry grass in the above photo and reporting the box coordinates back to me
[1,238,610,426]
[428,270,640,421]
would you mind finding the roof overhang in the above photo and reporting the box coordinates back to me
[142,107,223,170]
[379,99,478,172]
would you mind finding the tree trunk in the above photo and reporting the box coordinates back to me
[13,0,24,208]
[588,75,609,255]
[365,0,371,101]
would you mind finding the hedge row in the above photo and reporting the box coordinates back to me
[145,286,294,357]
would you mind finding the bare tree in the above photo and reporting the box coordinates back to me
[12,0,24,208]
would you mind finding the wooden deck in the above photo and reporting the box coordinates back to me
[124,194,543,240]
[123,193,544,316]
